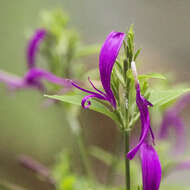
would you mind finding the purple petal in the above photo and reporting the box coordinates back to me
[173,92,190,114]
[88,77,106,96]
[71,31,125,109]
[72,81,108,109]
[158,93,190,152]
[27,29,46,68]
[127,84,154,160]
[0,70,25,89]
[140,142,162,190]
[25,68,72,88]
[81,94,97,109]
[164,160,190,177]
[99,31,125,108]
[159,109,185,152]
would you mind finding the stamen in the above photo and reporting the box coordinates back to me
[88,77,106,96]
[131,61,139,85]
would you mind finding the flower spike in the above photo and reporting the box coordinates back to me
[27,29,46,68]
[72,31,125,109]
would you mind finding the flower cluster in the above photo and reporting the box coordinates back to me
[0,29,71,92]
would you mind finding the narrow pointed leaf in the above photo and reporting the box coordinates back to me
[45,93,119,125]
[149,88,190,107]
[138,73,166,80]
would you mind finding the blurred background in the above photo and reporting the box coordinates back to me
[0,0,190,189]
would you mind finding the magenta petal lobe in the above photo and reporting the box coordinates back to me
[27,29,46,68]
[127,84,154,160]
[99,31,125,108]
[72,31,125,109]
[25,68,72,87]
[140,143,162,190]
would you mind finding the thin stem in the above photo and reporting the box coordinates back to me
[125,131,130,190]
[77,129,95,180]
[66,111,94,180]
[18,155,56,187]
[106,133,121,185]
[122,58,131,190]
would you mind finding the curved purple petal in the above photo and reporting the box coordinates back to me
[82,94,98,109]
[25,68,72,87]
[72,81,108,109]
[27,29,46,68]
[0,70,44,91]
[99,31,125,108]
[127,84,154,160]
[71,31,125,109]
[0,70,25,90]
[88,77,106,96]
[173,92,190,114]
[140,142,162,190]
[158,93,190,152]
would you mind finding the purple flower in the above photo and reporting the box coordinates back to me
[72,31,125,109]
[140,142,162,190]
[164,160,190,178]
[127,83,154,160]
[159,109,185,152]
[24,68,72,91]
[27,29,46,68]
[0,68,71,92]
[127,61,155,159]
[0,29,72,91]
[159,93,190,151]
[0,70,24,90]
[128,61,162,190]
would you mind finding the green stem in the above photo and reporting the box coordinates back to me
[66,112,94,180]
[122,58,131,190]
[77,129,95,180]
[106,133,121,185]
[125,131,130,190]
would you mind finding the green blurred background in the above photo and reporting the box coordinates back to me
[0,0,190,189]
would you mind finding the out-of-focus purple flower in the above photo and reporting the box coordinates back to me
[128,61,161,190]
[19,155,55,185]
[27,29,46,68]
[163,160,190,178]
[24,68,72,91]
[72,31,125,109]
[159,108,185,152]
[0,68,72,92]
[0,70,24,90]
[0,29,72,92]
[158,93,190,152]
[140,142,162,190]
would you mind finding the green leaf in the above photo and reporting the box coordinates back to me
[138,73,166,80]
[76,44,101,58]
[149,88,190,107]
[134,48,141,61]
[45,92,119,125]
[160,184,190,190]
[89,146,114,166]
[60,175,76,190]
